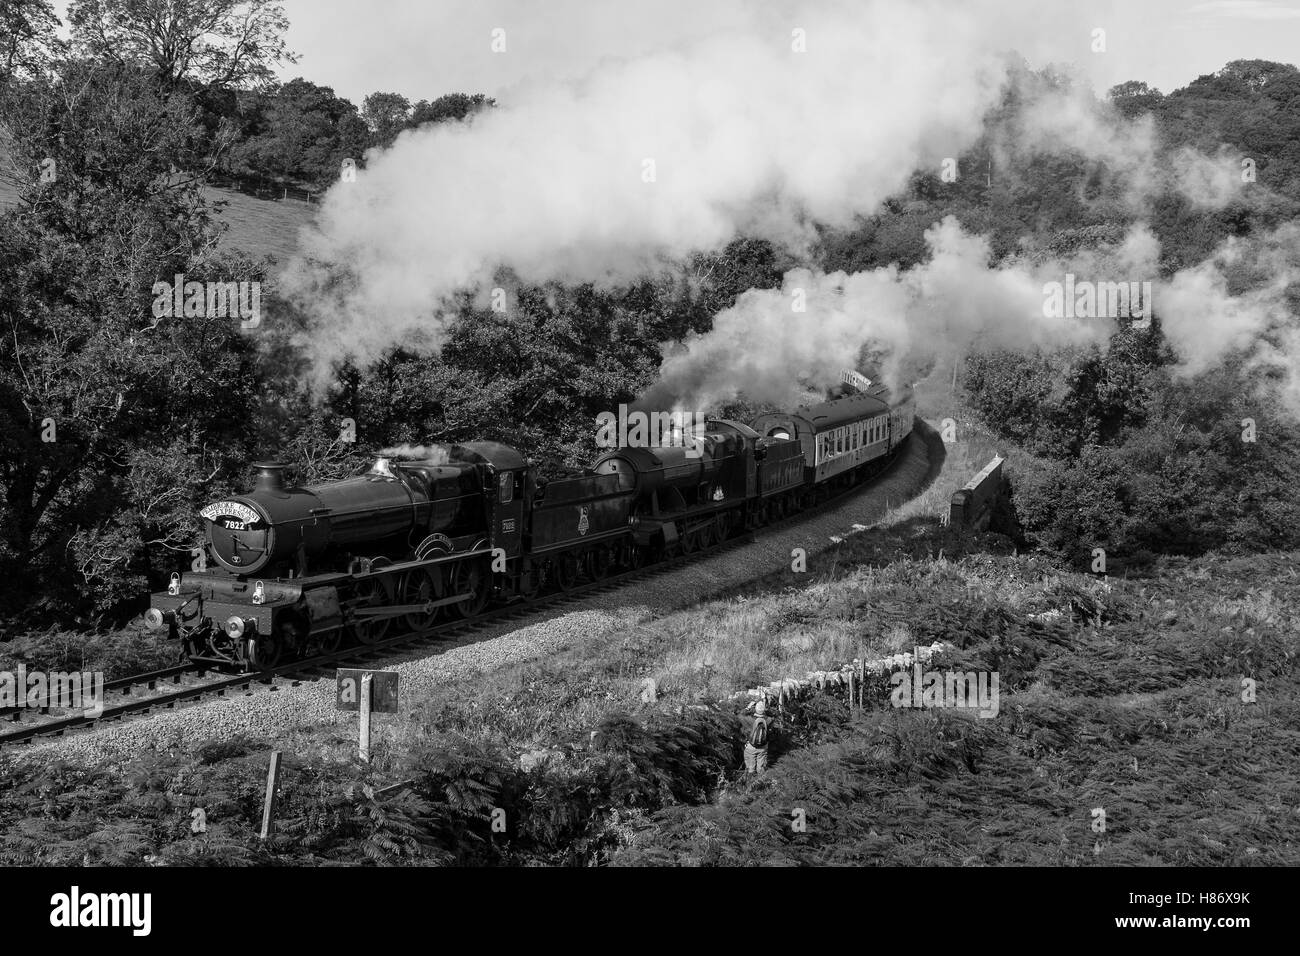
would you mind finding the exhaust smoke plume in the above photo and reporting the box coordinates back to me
[284,0,1297,417]
[649,219,1300,416]
[645,217,1142,410]
[375,443,451,463]
[285,0,1018,368]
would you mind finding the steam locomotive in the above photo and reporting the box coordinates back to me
[144,375,915,669]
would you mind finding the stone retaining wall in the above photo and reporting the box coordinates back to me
[949,455,1006,531]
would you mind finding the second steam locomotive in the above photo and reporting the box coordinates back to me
[145,374,916,669]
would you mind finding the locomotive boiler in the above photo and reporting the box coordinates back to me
[200,459,482,578]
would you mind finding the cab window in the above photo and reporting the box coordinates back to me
[499,471,514,504]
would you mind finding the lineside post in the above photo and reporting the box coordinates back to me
[359,672,373,763]
[260,750,282,840]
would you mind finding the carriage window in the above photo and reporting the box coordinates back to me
[499,471,513,503]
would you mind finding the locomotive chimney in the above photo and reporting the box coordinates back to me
[251,462,290,496]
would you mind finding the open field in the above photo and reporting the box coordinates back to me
[0,175,313,263]
[201,187,315,262]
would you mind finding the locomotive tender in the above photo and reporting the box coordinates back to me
[144,377,915,669]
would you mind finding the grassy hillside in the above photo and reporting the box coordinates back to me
[201,187,315,262]
[4,469,1294,865]
[609,548,1300,865]
[0,174,314,263]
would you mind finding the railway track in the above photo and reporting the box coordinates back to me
[1,432,924,749]
[0,662,198,721]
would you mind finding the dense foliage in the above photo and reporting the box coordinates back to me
[937,59,1300,568]
[976,345,1300,568]
[0,0,1297,628]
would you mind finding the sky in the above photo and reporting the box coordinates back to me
[271,0,1300,106]
[46,0,1300,106]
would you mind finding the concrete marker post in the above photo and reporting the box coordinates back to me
[260,750,282,840]
[359,672,373,764]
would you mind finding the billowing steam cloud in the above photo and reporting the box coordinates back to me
[1161,223,1300,405]
[284,0,1296,416]
[1002,85,1257,213]
[645,72,1299,413]
[284,0,1015,368]
[645,216,1146,410]
[650,219,1300,416]
[375,443,451,463]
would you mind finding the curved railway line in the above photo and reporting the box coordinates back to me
[2,428,936,750]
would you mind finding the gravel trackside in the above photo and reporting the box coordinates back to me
[20,426,944,767]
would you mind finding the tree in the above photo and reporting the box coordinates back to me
[0,0,60,82]
[688,238,786,320]
[0,59,261,621]
[1217,59,1299,93]
[408,92,494,129]
[362,91,410,148]
[67,0,295,92]
[1107,79,1164,119]
[228,78,371,189]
